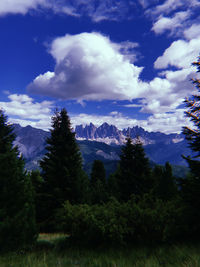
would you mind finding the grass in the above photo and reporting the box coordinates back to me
[0,234,199,266]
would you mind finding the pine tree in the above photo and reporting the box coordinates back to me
[117,137,151,201]
[181,57,200,238]
[182,57,200,189]
[0,110,37,251]
[183,58,200,157]
[40,108,88,228]
[153,162,177,201]
[90,160,107,203]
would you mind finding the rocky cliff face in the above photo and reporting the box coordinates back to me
[75,123,184,145]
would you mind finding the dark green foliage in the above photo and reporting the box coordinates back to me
[90,160,107,204]
[91,160,106,186]
[171,164,189,178]
[40,108,83,203]
[40,108,89,230]
[29,170,47,231]
[117,137,152,201]
[182,60,200,156]
[57,198,128,246]
[57,195,185,246]
[107,171,121,200]
[0,110,37,251]
[182,57,200,239]
[153,162,178,201]
[182,57,200,171]
[179,170,200,239]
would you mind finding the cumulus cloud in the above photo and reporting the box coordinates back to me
[142,35,200,115]
[27,30,199,130]
[137,73,193,116]
[0,94,54,130]
[154,38,200,69]
[150,38,200,114]
[28,32,145,101]
[149,34,200,116]
[142,109,192,133]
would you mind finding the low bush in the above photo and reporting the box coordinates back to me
[56,195,186,246]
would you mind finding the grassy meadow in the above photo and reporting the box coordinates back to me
[0,234,199,267]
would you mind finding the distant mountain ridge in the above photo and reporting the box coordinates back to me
[75,122,184,146]
[12,123,192,174]
[13,124,49,161]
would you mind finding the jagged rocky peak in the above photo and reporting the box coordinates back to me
[75,122,184,146]
[97,123,119,138]
[75,124,84,131]
[123,126,146,138]
[75,123,97,139]
[85,123,97,139]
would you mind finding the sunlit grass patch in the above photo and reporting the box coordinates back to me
[38,233,67,242]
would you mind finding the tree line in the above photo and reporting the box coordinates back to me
[0,58,200,250]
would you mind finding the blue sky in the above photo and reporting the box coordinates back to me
[0,0,200,133]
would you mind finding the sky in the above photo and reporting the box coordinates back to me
[0,0,200,134]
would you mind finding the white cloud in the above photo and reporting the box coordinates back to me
[140,76,182,114]
[147,0,200,38]
[0,0,136,22]
[152,11,190,35]
[154,38,200,69]
[117,41,140,63]
[27,31,200,128]
[53,4,80,17]
[0,94,54,130]
[28,32,145,101]
[122,103,143,108]
[150,35,200,116]
[137,0,154,8]
[143,109,192,133]
[68,0,134,23]
[184,23,200,40]
[150,0,183,15]
[149,0,200,16]
[0,0,47,16]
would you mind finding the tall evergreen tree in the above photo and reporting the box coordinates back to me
[181,57,200,238]
[183,58,200,157]
[90,160,107,203]
[153,162,177,201]
[182,58,200,169]
[0,110,37,251]
[40,108,88,225]
[117,137,152,201]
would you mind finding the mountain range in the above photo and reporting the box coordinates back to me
[12,123,192,176]
[75,123,184,146]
